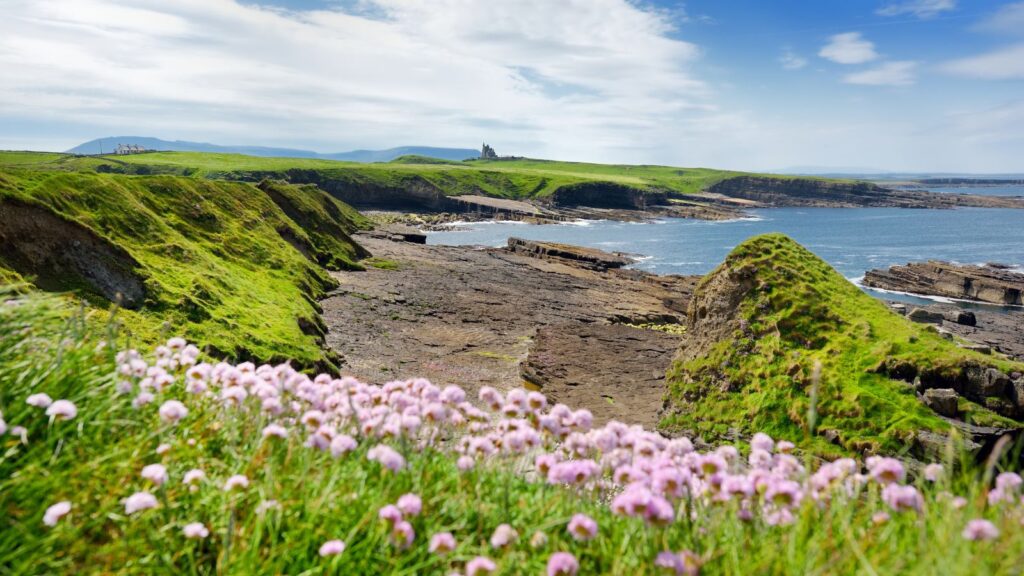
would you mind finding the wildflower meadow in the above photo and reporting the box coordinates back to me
[1,290,1022,574]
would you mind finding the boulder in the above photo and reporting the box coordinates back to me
[907,308,944,324]
[944,310,977,326]
[960,343,992,355]
[922,388,958,417]
[863,261,1024,306]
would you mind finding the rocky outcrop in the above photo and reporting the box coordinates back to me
[506,237,633,271]
[708,176,1024,209]
[548,182,667,209]
[864,261,1023,306]
[0,198,147,308]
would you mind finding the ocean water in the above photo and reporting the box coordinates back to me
[427,206,1024,307]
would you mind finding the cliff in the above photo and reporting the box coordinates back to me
[661,233,1024,458]
[864,261,1023,306]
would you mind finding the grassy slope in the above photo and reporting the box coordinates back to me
[0,151,784,201]
[2,293,1023,575]
[662,233,1023,457]
[0,168,368,368]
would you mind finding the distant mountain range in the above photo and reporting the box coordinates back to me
[66,137,479,163]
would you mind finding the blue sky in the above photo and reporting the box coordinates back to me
[2,0,1023,171]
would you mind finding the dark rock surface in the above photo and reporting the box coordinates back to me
[884,300,1024,362]
[0,198,147,307]
[865,261,1024,306]
[322,234,697,425]
[922,388,958,417]
[520,323,682,429]
[709,176,1024,209]
[506,237,633,271]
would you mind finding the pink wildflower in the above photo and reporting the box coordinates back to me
[158,400,188,423]
[367,445,406,471]
[391,520,415,549]
[490,523,518,549]
[223,474,249,491]
[567,513,598,541]
[867,457,905,485]
[378,504,403,525]
[141,463,168,486]
[26,393,53,408]
[466,556,497,576]
[43,501,71,527]
[547,552,579,576]
[430,532,457,554]
[183,469,206,486]
[45,399,77,421]
[962,519,999,541]
[319,539,346,556]
[330,434,357,457]
[125,492,158,515]
[183,522,209,539]
[923,463,944,482]
[397,493,422,516]
[655,550,700,575]
[262,424,289,439]
[882,484,923,513]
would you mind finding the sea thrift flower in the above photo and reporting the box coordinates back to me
[490,524,518,549]
[547,552,579,576]
[962,519,999,541]
[378,504,403,525]
[262,424,288,439]
[319,539,346,556]
[391,520,415,549]
[9,425,27,444]
[466,556,497,576]
[141,463,169,486]
[530,531,549,548]
[330,434,357,457]
[223,475,249,491]
[158,400,188,423]
[397,493,422,516]
[430,532,457,554]
[183,469,206,486]
[183,522,210,539]
[923,463,944,482]
[655,550,700,575]
[872,512,891,525]
[45,400,77,421]
[367,445,406,471]
[457,456,475,471]
[256,500,281,514]
[750,432,774,453]
[43,501,71,527]
[125,492,159,515]
[567,514,598,541]
[868,457,905,485]
[155,443,171,455]
[882,484,923,513]
[132,392,155,409]
[26,393,53,408]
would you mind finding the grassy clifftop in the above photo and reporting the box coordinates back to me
[0,150,758,201]
[0,168,369,368]
[661,233,1023,457]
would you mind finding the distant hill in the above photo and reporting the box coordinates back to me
[66,137,478,163]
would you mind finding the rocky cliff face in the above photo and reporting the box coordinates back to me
[506,237,633,271]
[864,261,1023,306]
[708,176,1024,209]
[548,182,667,209]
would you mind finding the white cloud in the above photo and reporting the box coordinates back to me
[0,0,724,162]
[972,2,1024,34]
[779,50,807,70]
[876,0,956,19]
[819,33,878,65]
[843,61,917,86]
[942,43,1024,79]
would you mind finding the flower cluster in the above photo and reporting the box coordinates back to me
[14,336,1022,572]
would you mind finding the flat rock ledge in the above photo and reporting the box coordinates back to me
[865,261,1023,306]
[507,237,634,271]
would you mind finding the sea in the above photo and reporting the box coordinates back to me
[427,185,1024,309]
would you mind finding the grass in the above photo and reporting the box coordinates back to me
[0,168,368,369]
[0,150,822,203]
[1,291,1023,575]
[661,233,1024,458]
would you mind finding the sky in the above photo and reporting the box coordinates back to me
[1,0,1023,172]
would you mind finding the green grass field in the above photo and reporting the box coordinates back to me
[0,150,796,201]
